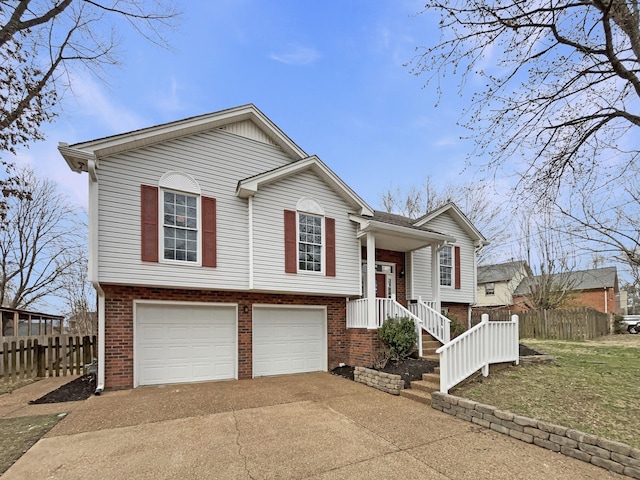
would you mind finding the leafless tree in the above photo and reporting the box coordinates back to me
[381,175,509,262]
[514,207,578,310]
[557,170,640,284]
[58,240,95,335]
[0,1,178,219]
[0,167,84,309]
[411,1,640,200]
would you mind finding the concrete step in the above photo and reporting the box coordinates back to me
[410,379,439,393]
[421,372,440,384]
[399,388,432,405]
[420,354,439,361]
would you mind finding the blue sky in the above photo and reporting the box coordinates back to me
[15,0,483,211]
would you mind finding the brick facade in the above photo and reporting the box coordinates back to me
[101,284,381,389]
[513,287,617,314]
[442,302,470,324]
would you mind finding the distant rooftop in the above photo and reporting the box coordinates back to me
[477,260,529,284]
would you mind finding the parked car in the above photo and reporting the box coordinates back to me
[622,315,640,334]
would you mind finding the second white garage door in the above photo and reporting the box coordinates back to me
[252,306,327,377]
[135,303,236,387]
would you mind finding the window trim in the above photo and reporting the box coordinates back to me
[485,282,495,295]
[297,211,325,274]
[439,245,454,288]
[159,188,202,266]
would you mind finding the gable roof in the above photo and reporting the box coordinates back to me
[513,266,619,296]
[59,104,308,172]
[236,155,374,217]
[413,202,488,246]
[477,260,530,284]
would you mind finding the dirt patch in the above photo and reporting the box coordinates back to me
[519,343,543,356]
[0,414,64,474]
[29,375,95,404]
[332,357,438,388]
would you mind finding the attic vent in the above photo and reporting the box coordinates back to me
[159,171,201,194]
[219,120,278,146]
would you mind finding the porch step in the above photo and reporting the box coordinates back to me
[420,354,439,361]
[422,340,441,350]
[401,371,441,406]
[399,388,432,405]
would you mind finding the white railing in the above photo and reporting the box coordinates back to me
[408,299,450,344]
[346,297,424,356]
[436,314,519,393]
[346,298,369,328]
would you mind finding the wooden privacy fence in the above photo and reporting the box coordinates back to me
[1,335,97,382]
[471,308,610,340]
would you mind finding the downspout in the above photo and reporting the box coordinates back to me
[88,158,105,395]
[248,195,254,290]
[604,287,608,314]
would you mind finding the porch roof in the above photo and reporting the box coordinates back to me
[350,214,456,252]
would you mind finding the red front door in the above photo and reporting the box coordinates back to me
[376,273,387,298]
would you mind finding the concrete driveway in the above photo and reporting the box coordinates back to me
[2,373,624,479]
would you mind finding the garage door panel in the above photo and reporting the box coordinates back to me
[253,307,327,377]
[136,304,237,386]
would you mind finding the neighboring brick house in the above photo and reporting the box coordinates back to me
[475,260,532,309]
[513,266,620,314]
[58,104,486,390]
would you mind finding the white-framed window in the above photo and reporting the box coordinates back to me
[162,190,199,262]
[439,245,453,286]
[298,213,323,272]
[485,282,495,295]
[158,171,202,265]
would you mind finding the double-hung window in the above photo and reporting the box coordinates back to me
[163,191,198,262]
[439,245,453,287]
[298,213,323,272]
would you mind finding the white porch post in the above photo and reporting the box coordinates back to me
[431,243,441,314]
[366,232,376,328]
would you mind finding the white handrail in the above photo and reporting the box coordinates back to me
[408,299,450,344]
[346,298,424,356]
[436,314,519,393]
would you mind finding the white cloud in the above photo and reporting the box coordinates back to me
[269,46,321,65]
[68,74,146,134]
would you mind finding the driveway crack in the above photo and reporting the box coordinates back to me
[232,407,255,480]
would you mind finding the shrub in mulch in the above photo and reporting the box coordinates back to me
[331,343,544,388]
[29,375,95,404]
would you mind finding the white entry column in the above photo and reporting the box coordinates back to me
[366,232,376,328]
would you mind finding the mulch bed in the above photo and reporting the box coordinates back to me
[29,375,95,404]
[331,343,544,388]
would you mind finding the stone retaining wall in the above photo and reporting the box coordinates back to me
[432,392,640,479]
[353,366,403,395]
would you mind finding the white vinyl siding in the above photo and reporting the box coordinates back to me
[408,212,477,304]
[97,128,292,289]
[252,170,361,295]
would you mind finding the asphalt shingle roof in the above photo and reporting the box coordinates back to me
[477,261,528,284]
[513,266,618,296]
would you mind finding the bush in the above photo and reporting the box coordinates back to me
[613,315,625,334]
[378,316,417,360]
[447,313,467,339]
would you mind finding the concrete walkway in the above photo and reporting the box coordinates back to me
[2,373,625,479]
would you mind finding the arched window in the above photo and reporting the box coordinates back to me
[141,172,216,267]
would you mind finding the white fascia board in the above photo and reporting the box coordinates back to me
[237,156,374,216]
[58,143,97,173]
[355,219,456,244]
[65,105,308,163]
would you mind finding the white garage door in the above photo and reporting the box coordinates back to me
[252,306,327,377]
[135,303,236,387]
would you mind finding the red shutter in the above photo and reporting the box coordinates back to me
[284,210,297,273]
[325,217,336,277]
[454,246,461,290]
[202,196,217,267]
[141,185,158,262]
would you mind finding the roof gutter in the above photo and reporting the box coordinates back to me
[87,158,105,395]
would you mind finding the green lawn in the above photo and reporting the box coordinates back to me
[453,335,640,448]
